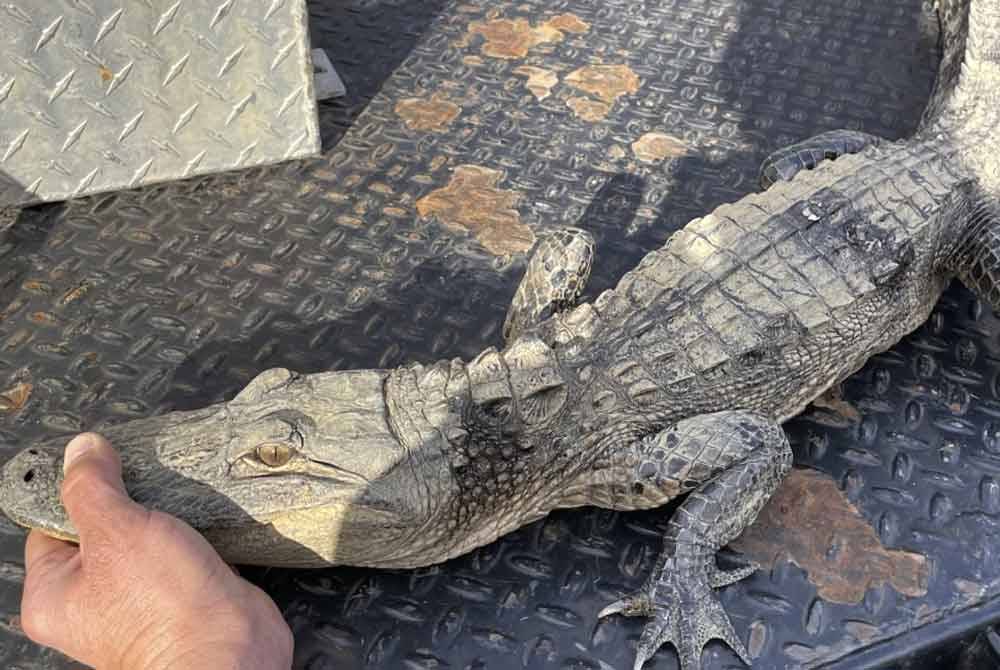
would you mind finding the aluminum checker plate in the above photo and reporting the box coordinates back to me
[0,0,320,207]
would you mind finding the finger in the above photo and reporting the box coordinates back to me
[59,433,148,548]
[24,528,77,576]
[21,530,78,645]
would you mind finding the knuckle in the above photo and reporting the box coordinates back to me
[139,510,181,542]
[60,463,113,505]
[131,510,188,556]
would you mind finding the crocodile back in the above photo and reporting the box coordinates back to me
[555,138,966,424]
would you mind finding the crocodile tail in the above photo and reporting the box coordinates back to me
[948,192,1000,311]
[921,0,999,128]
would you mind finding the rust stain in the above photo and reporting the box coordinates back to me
[0,382,32,413]
[631,132,689,163]
[807,385,862,427]
[733,469,929,604]
[60,280,91,305]
[221,252,243,270]
[467,13,589,59]
[514,66,559,101]
[463,55,485,67]
[566,64,641,103]
[99,65,113,82]
[21,280,52,296]
[383,206,409,218]
[566,96,611,121]
[395,95,462,132]
[608,145,628,160]
[335,215,364,228]
[416,165,534,256]
[0,297,26,325]
[468,18,561,59]
[28,312,59,326]
[546,13,590,34]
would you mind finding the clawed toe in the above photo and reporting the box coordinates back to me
[601,564,753,670]
[707,560,759,588]
[636,593,749,670]
[598,592,653,619]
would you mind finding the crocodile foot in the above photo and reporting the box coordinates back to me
[599,558,755,670]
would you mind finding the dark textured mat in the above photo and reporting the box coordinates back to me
[4,0,994,668]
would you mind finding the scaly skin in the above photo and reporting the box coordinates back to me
[1,1,998,668]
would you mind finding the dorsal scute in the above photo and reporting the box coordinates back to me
[607,184,916,376]
[503,335,569,425]
[467,347,510,405]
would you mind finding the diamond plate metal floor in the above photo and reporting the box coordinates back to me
[0,0,319,207]
[3,0,997,668]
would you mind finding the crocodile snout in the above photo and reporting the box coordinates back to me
[0,444,76,542]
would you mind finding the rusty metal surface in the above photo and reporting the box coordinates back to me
[0,0,319,208]
[2,0,997,668]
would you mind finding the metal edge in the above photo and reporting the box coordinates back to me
[821,590,1000,668]
[291,0,322,158]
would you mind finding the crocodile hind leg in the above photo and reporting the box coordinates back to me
[949,196,1000,308]
[759,129,880,190]
[598,411,792,670]
[503,227,595,343]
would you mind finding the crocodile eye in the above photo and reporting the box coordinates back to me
[254,443,294,467]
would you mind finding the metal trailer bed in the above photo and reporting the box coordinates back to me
[2,0,1000,667]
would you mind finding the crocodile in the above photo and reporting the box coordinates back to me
[1,0,998,668]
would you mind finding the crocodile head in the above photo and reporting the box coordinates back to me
[0,368,440,568]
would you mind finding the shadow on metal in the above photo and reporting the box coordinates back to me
[159,173,644,410]
[308,0,454,152]
[0,175,64,320]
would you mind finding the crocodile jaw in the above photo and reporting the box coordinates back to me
[0,369,428,567]
[0,446,73,542]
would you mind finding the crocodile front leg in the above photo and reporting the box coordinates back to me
[599,411,792,670]
[758,129,880,189]
[503,227,595,343]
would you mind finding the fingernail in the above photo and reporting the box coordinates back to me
[63,434,97,474]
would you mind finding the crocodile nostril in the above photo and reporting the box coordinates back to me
[28,449,38,455]
[23,470,34,484]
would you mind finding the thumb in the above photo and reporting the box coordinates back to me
[60,433,148,549]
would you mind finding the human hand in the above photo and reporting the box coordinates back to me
[20,433,293,670]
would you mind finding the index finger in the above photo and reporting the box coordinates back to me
[25,528,77,577]
[21,529,79,645]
